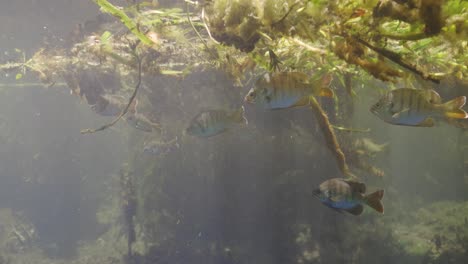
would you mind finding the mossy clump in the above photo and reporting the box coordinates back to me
[393,201,468,263]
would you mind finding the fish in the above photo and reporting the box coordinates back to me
[91,94,138,117]
[313,178,384,216]
[370,88,468,127]
[143,137,179,156]
[125,113,161,133]
[186,106,247,137]
[244,72,333,110]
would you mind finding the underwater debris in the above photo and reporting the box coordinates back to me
[373,0,420,23]
[334,38,403,83]
[143,136,179,156]
[353,138,388,155]
[373,0,444,36]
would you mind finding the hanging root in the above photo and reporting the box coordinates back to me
[309,96,356,179]
[80,54,142,134]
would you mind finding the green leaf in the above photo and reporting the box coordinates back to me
[100,31,113,43]
[94,0,153,46]
[15,73,23,80]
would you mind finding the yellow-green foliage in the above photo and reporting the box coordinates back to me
[394,201,468,259]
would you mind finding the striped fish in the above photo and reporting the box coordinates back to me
[125,113,161,133]
[244,72,333,110]
[186,106,247,137]
[313,178,384,216]
[370,88,468,127]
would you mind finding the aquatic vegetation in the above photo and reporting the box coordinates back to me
[393,201,468,263]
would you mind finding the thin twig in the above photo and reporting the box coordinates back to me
[185,1,217,59]
[201,7,220,44]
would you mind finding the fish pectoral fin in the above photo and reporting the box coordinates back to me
[416,117,435,127]
[345,204,364,216]
[291,96,311,107]
[329,194,345,203]
[391,108,410,119]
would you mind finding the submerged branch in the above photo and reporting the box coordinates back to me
[381,32,428,41]
[185,1,217,59]
[81,55,142,134]
[353,36,440,84]
[309,96,356,179]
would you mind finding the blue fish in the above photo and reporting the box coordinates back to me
[313,178,384,216]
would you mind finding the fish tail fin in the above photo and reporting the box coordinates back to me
[364,189,384,214]
[442,96,468,119]
[232,106,248,125]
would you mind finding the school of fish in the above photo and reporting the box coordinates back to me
[91,70,468,217]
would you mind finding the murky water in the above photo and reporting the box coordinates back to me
[0,1,467,264]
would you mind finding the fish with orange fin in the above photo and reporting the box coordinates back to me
[244,72,334,110]
[313,178,384,216]
[370,88,468,127]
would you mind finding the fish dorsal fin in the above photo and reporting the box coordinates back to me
[422,89,442,104]
[343,179,366,193]
[416,117,435,127]
[345,204,364,216]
